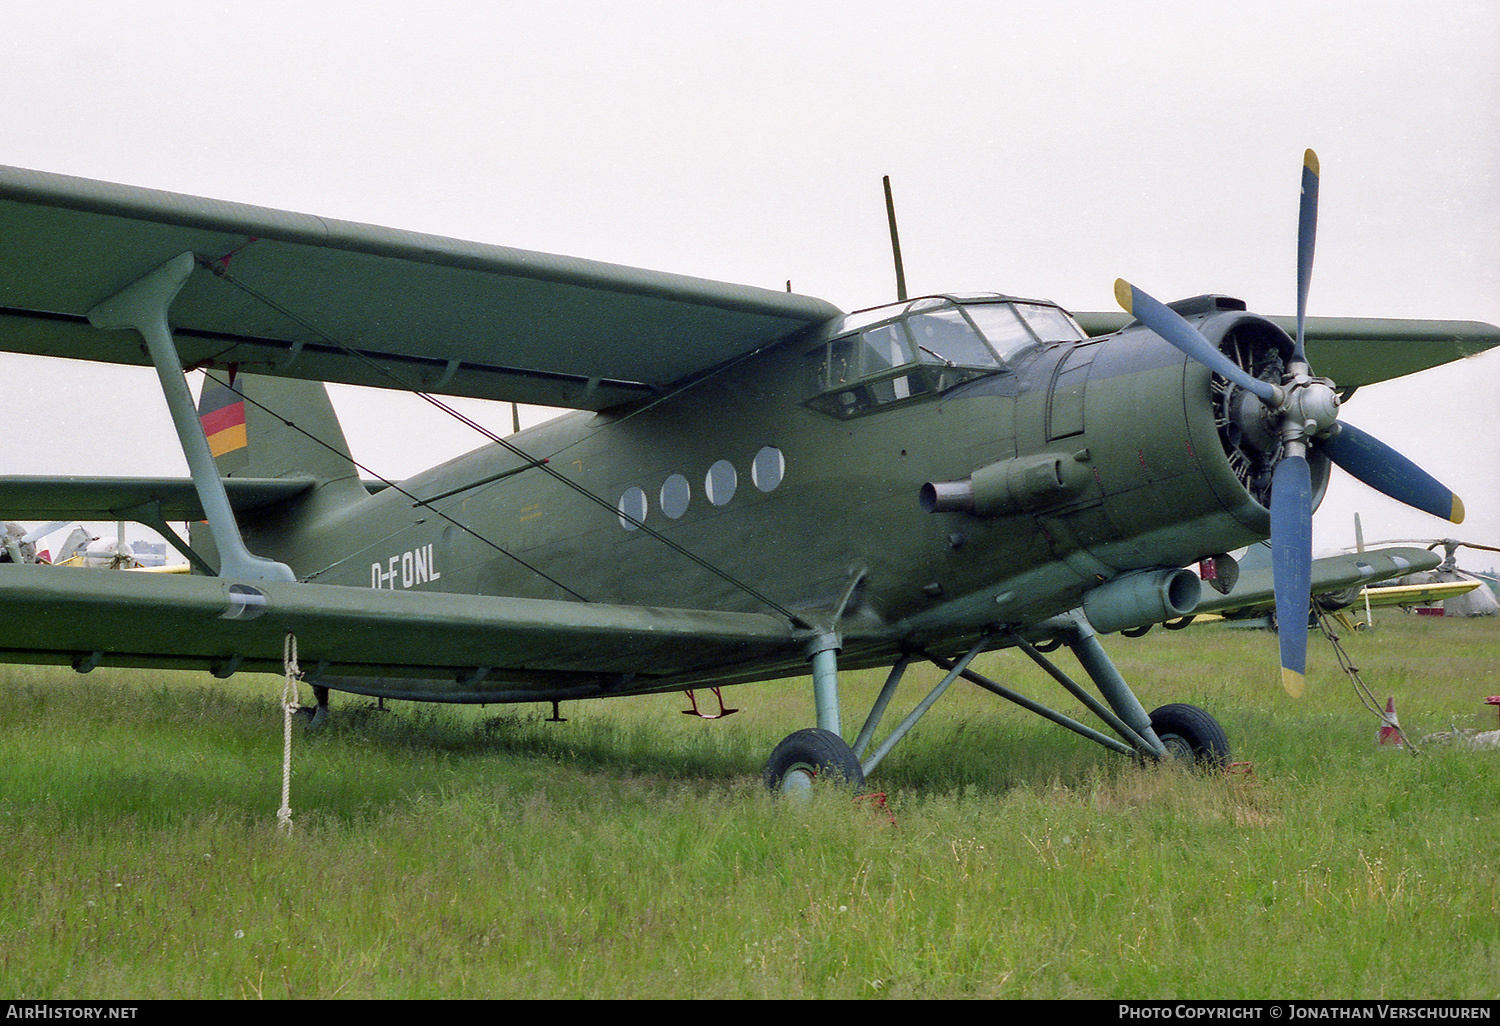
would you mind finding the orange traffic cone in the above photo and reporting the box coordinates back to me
[1377,696,1402,746]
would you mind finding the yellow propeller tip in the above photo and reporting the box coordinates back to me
[1451,495,1465,524]
[1281,667,1305,698]
[1304,149,1320,175]
[1113,279,1134,313]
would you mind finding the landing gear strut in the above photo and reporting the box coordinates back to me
[294,685,331,729]
[764,610,1231,793]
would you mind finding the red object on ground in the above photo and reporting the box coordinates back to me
[1378,696,1402,746]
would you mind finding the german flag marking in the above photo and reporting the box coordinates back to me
[207,421,247,457]
[199,387,247,458]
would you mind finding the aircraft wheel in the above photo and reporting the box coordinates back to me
[1148,703,1230,770]
[763,728,865,795]
[292,705,330,730]
[292,686,331,730]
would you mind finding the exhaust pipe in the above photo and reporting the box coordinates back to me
[1082,568,1202,635]
[921,452,1090,516]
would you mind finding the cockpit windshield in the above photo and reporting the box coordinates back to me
[905,300,1001,368]
[804,296,1087,418]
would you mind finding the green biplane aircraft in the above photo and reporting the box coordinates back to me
[0,153,1494,792]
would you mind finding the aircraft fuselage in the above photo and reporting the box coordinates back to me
[236,293,1313,676]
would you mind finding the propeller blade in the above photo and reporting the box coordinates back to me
[1320,422,1465,524]
[21,521,71,545]
[1270,454,1312,697]
[1294,149,1319,364]
[1114,279,1282,405]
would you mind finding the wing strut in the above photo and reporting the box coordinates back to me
[86,252,295,582]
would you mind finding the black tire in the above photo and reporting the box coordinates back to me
[762,727,865,795]
[1148,703,1230,770]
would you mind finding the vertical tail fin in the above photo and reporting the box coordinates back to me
[191,370,369,573]
[197,369,367,505]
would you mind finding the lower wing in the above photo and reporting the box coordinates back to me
[0,565,805,703]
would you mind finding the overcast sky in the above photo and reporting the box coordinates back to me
[2,1,1497,562]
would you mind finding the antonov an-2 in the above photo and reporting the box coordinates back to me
[0,152,1493,791]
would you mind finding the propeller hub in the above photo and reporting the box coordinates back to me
[1281,376,1339,440]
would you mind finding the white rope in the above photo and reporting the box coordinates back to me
[278,633,301,833]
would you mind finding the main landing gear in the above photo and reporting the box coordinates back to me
[1147,702,1230,770]
[762,728,866,795]
[293,684,331,730]
[762,612,1231,793]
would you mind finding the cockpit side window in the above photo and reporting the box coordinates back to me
[962,304,1038,362]
[828,336,859,387]
[861,323,928,404]
[860,322,914,372]
[1014,303,1087,344]
[805,320,929,416]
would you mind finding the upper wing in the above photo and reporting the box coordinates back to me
[0,165,842,410]
[1193,545,1441,619]
[1073,311,1500,388]
[0,564,806,701]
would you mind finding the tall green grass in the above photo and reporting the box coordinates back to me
[0,615,1496,998]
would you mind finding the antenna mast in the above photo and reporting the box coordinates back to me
[883,175,908,302]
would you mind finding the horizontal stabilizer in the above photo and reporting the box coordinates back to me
[0,475,314,522]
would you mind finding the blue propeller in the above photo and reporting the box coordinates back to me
[1114,280,1282,407]
[1320,422,1465,525]
[1294,149,1319,365]
[1116,149,1464,696]
[1270,455,1312,696]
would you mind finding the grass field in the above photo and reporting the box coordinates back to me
[0,614,1496,999]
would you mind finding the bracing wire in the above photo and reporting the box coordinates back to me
[202,258,810,628]
[210,373,591,601]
